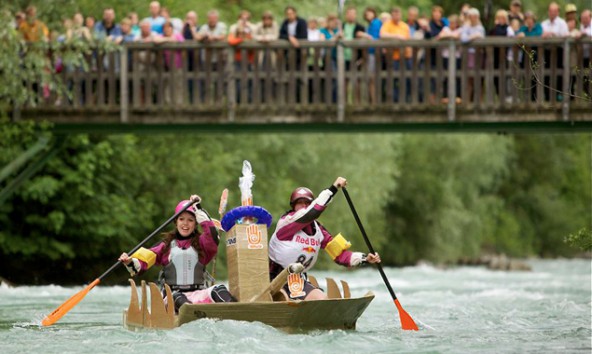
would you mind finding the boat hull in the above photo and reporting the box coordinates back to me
[176,293,375,331]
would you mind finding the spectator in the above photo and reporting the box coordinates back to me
[94,8,122,41]
[114,18,136,44]
[72,12,93,41]
[161,7,183,34]
[196,9,227,99]
[136,19,158,76]
[343,7,366,66]
[14,11,25,30]
[85,16,96,33]
[128,12,141,37]
[438,14,462,103]
[182,11,199,104]
[229,10,257,36]
[510,18,521,34]
[279,6,307,48]
[320,14,340,64]
[183,11,199,40]
[57,18,74,42]
[254,11,280,43]
[565,4,578,24]
[508,0,524,25]
[542,2,568,38]
[406,6,420,37]
[459,3,471,26]
[541,2,568,101]
[19,5,48,42]
[228,17,255,103]
[516,11,542,102]
[342,7,366,103]
[379,12,391,25]
[460,8,485,103]
[306,17,324,68]
[196,10,227,43]
[155,21,184,104]
[517,11,543,37]
[364,7,382,104]
[380,6,412,103]
[254,10,280,67]
[489,10,515,102]
[143,1,166,34]
[429,6,446,38]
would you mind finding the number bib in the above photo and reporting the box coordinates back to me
[269,221,323,272]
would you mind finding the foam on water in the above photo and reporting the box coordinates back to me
[0,259,590,353]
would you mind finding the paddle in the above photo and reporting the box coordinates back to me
[41,197,200,326]
[210,188,229,282]
[341,187,419,331]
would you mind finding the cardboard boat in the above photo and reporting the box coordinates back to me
[123,276,374,331]
[123,221,374,331]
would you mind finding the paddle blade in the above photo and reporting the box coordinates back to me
[41,278,100,326]
[219,188,229,216]
[394,299,419,331]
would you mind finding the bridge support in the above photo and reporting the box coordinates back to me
[0,137,66,205]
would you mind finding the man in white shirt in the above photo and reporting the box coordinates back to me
[541,2,568,37]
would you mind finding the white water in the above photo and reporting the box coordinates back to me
[1,259,590,353]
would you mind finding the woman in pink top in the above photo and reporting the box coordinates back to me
[119,196,236,312]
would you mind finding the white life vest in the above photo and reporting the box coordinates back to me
[161,240,205,288]
[269,221,324,272]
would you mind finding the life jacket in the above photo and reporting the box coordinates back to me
[269,220,323,272]
[159,239,206,291]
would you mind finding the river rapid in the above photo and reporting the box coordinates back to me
[0,259,590,354]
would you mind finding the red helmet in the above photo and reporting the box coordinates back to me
[290,187,315,207]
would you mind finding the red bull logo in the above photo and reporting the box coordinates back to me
[302,247,316,254]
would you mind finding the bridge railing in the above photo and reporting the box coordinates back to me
[22,37,592,122]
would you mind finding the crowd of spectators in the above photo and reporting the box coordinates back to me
[11,1,592,105]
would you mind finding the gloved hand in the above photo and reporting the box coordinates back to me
[195,208,211,223]
[349,252,367,267]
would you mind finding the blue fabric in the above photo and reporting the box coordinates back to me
[221,206,273,232]
[94,21,122,40]
[367,18,382,54]
[518,23,543,37]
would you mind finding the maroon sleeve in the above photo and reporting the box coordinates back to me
[198,220,219,265]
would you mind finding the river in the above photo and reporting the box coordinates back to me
[0,259,590,353]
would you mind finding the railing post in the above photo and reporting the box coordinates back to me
[337,41,345,123]
[562,38,571,121]
[226,46,236,122]
[447,40,456,122]
[120,45,129,123]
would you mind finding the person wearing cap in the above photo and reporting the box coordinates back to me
[268,177,381,301]
[508,0,524,25]
[119,195,235,312]
[565,4,578,23]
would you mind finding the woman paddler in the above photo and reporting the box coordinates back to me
[269,177,381,300]
[119,195,236,311]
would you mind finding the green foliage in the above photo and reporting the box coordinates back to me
[565,228,592,252]
[384,135,513,265]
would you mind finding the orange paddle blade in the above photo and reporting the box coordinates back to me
[41,278,100,326]
[395,299,419,331]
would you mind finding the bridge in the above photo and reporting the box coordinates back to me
[12,37,592,134]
